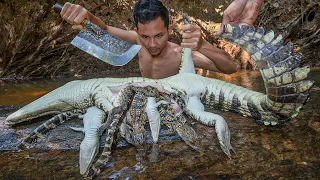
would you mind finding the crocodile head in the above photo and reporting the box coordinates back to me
[5,100,72,126]
[5,109,52,126]
[5,109,25,125]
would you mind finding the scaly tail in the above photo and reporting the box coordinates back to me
[202,24,314,125]
[129,90,149,147]
[128,90,148,163]
[89,107,122,177]
[17,109,83,149]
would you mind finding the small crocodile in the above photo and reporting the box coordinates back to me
[5,24,314,177]
[89,84,204,177]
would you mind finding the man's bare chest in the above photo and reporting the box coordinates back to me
[139,56,181,79]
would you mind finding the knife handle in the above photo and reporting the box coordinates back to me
[54,3,63,13]
[182,13,191,33]
[53,3,89,27]
[182,13,191,25]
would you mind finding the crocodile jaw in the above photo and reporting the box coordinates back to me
[5,109,25,125]
[79,139,99,175]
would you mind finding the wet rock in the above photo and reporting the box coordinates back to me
[0,106,21,117]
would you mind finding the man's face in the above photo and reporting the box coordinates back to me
[135,17,171,57]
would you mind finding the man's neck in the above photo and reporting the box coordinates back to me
[150,42,170,59]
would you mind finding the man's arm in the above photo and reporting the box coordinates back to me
[193,40,238,74]
[181,24,238,74]
[217,0,264,35]
[181,0,264,74]
[60,2,138,44]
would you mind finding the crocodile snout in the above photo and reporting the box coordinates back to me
[5,109,25,125]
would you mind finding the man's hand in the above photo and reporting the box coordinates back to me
[60,2,90,30]
[217,0,264,35]
[180,24,203,51]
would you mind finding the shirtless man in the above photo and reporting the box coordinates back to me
[60,0,238,79]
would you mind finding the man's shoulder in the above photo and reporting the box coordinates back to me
[165,42,182,58]
[167,41,180,48]
[167,41,183,53]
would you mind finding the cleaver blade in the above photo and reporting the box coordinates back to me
[54,4,141,66]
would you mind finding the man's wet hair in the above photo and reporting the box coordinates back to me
[133,0,169,29]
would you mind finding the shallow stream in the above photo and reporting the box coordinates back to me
[0,70,319,179]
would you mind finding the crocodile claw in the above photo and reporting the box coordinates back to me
[70,126,84,132]
[215,115,234,158]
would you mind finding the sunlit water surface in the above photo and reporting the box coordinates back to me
[0,70,319,179]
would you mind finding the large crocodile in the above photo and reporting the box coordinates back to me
[5,24,314,176]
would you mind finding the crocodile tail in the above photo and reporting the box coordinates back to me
[17,110,83,149]
[205,24,314,125]
[90,85,136,177]
[201,79,281,125]
[89,106,124,177]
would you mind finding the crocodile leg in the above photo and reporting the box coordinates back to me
[166,95,204,152]
[109,85,174,164]
[145,97,171,143]
[185,96,233,158]
[17,109,83,149]
[117,84,170,145]
[72,106,106,176]
[126,85,171,162]
[145,97,172,162]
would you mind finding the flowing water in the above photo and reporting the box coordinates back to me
[0,70,319,179]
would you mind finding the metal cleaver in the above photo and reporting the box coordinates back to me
[54,4,141,66]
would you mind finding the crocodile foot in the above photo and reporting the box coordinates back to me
[76,106,105,175]
[214,115,234,158]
